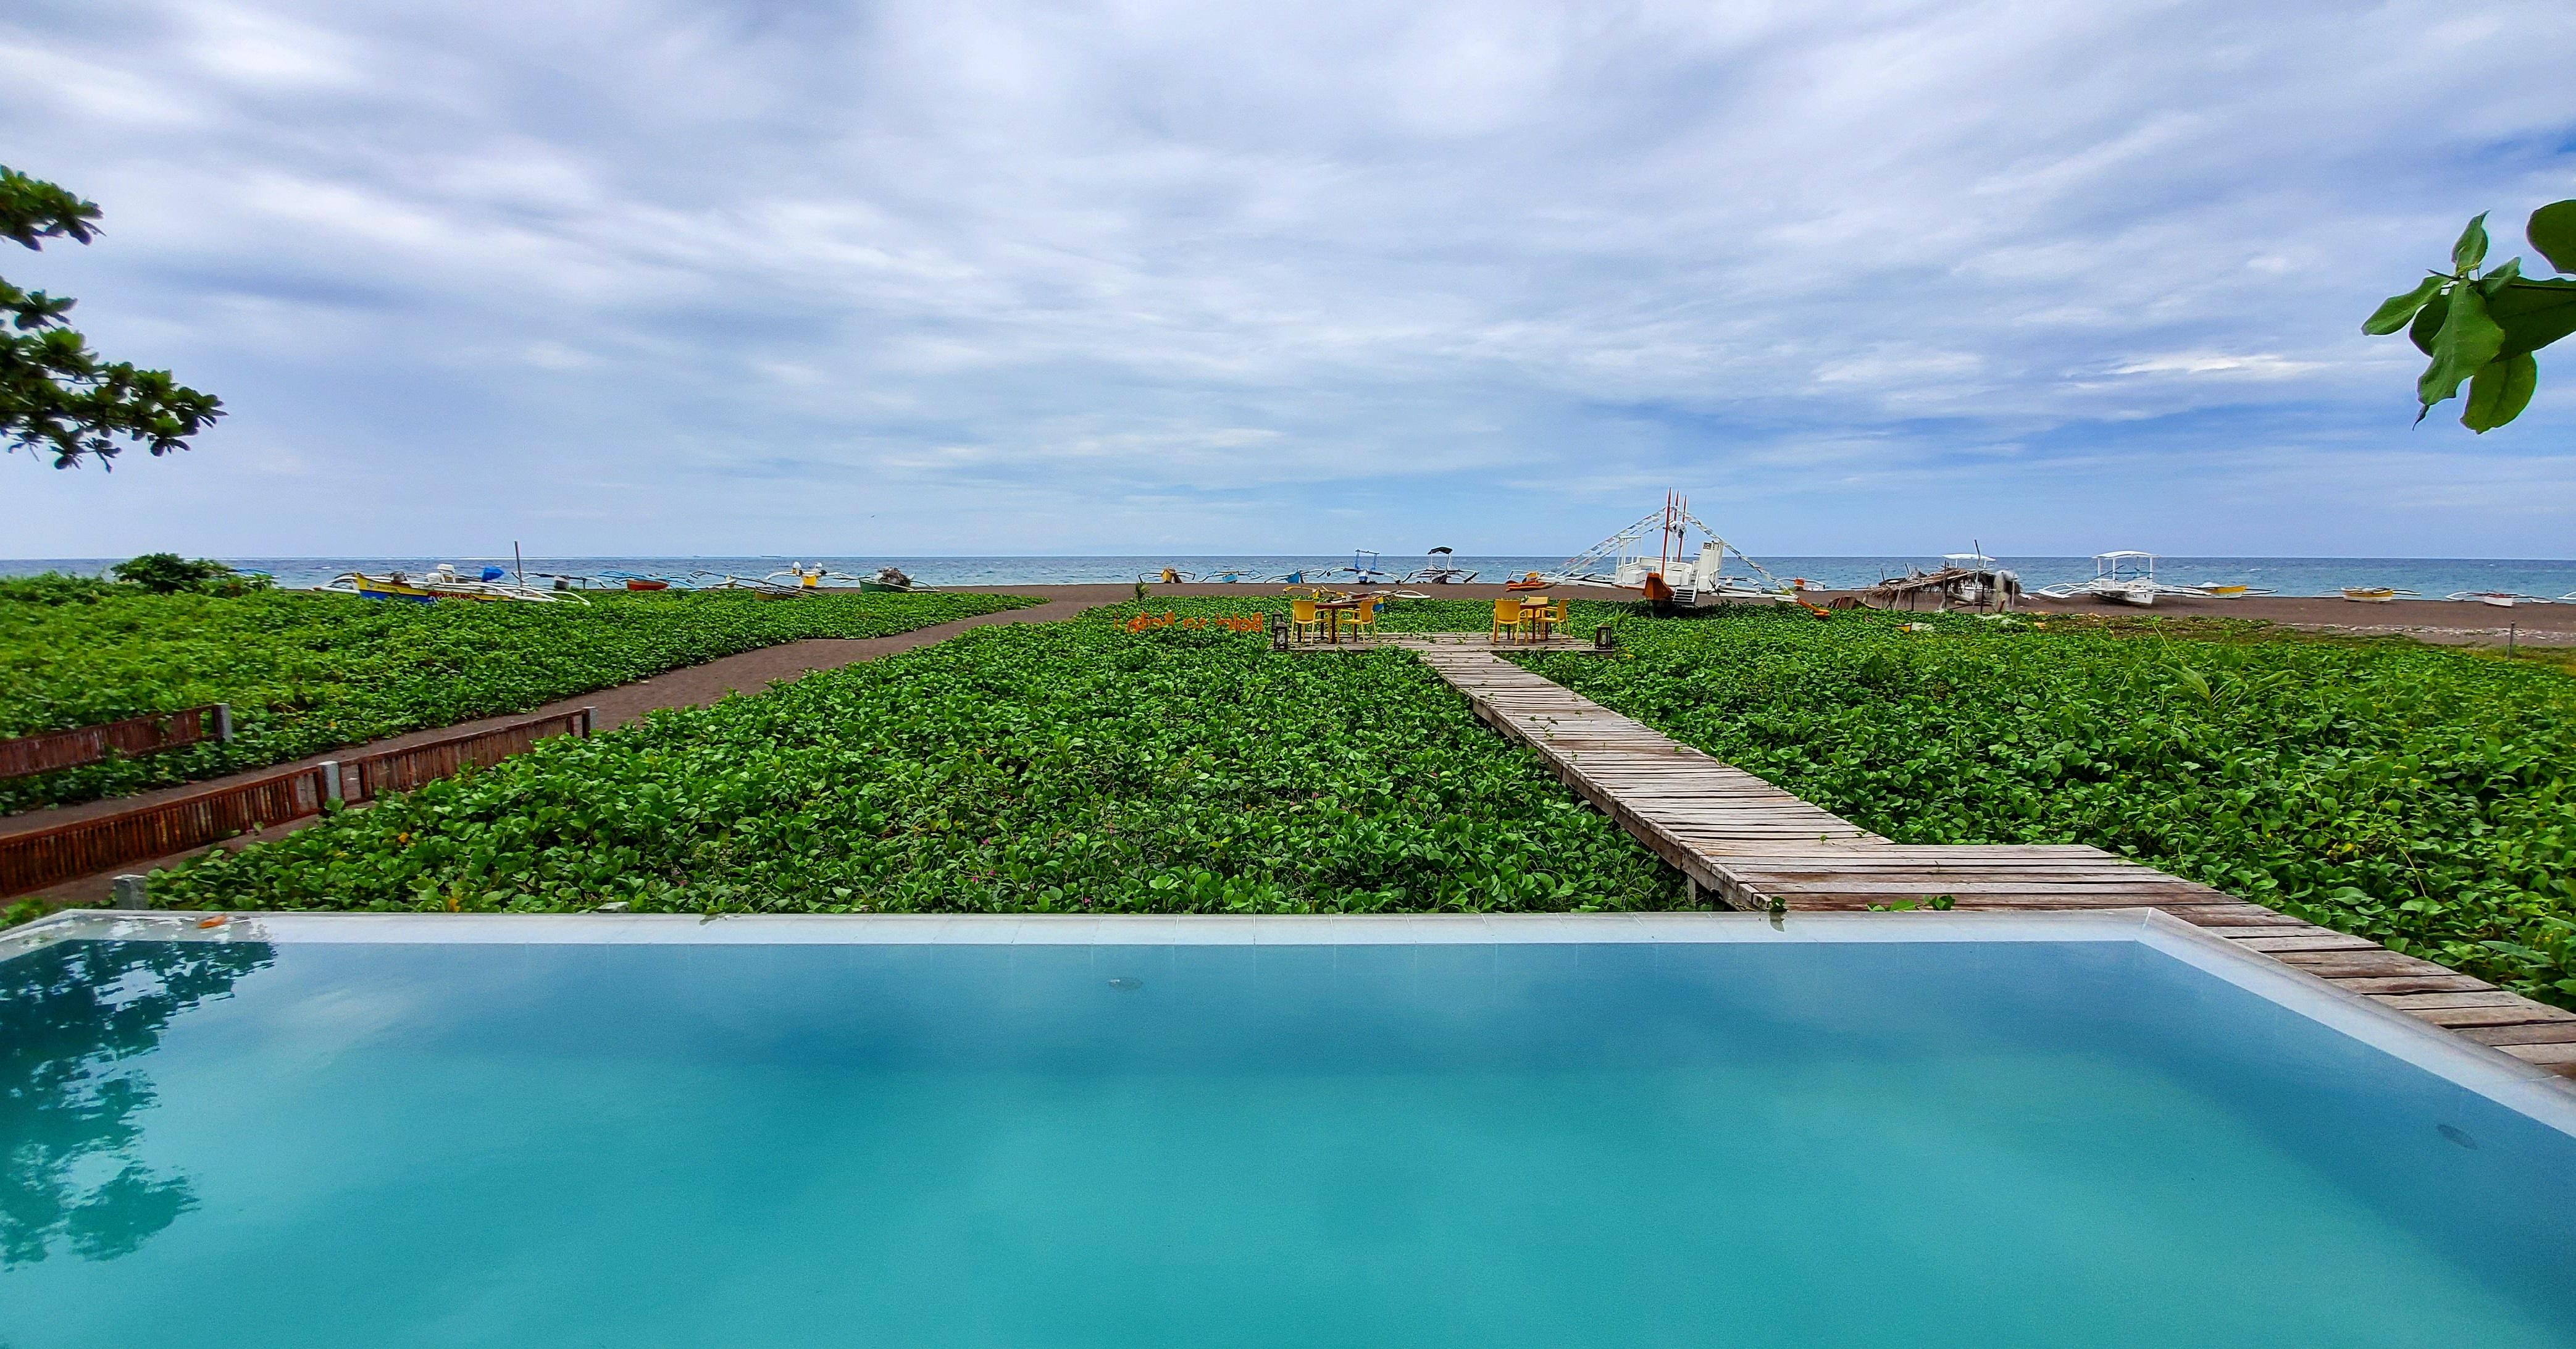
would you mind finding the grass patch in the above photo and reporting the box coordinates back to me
[1516,606,2576,1006]
[0,586,1035,811]
[141,608,1682,915]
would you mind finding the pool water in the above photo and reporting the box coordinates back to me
[3,917,2572,1348]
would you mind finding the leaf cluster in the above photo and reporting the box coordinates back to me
[143,610,1684,918]
[0,588,1033,811]
[106,553,266,595]
[1520,608,2576,1007]
[1,166,222,469]
[2364,201,2576,432]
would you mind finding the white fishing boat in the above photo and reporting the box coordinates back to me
[1939,552,2019,608]
[1335,550,1392,586]
[1544,492,1798,605]
[1403,547,1479,584]
[315,565,587,605]
[2444,590,2554,607]
[2034,552,2186,607]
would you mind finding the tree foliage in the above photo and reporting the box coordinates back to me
[1,166,222,469]
[106,553,259,595]
[2365,199,2576,432]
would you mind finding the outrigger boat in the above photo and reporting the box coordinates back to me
[2444,590,2556,607]
[1541,492,1799,606]
[1870,550,2022,611]
[2341,587,2417,603]
[317,565,587,605]
[2034,552,2209,608]
[1335,550,1393,586]
[1403,547,1479,584]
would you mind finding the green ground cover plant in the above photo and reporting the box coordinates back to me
[1124,592,1644,633]
[142,609,1682,916]
[1516,607,2576,1006]
[0,586,1033,812]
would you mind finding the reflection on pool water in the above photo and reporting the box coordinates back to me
[3,914,2571,1349]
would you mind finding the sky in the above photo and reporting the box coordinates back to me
[2,0,2574,561]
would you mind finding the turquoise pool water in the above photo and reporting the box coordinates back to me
[3,917,2572,1347]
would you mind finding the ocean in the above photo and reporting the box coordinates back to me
[6,555,2575,600]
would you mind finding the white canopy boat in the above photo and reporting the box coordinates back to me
[2034,552,2201,607]
[1403,547,1479,584]
[2444,590,2556,608]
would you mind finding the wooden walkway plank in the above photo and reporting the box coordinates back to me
[1386,641,2576,1086]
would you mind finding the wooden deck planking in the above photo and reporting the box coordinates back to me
[1400,642,2576,1084]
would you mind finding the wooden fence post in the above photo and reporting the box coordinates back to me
[319,761,343,805]
[580,706,598,736]
[214,704,233,742]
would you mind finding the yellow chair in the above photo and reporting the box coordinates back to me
[1344,596,1379,641]
[1289,599,1324,643]
[1537,597,1570,640]
[1491,597,1525,644]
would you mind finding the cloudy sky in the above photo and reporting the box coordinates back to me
[3,0,2574,560]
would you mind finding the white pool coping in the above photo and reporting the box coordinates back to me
[9,907,2573,1134]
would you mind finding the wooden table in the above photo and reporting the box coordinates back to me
[1518,597,1557,641]
[1315,599,1360,644]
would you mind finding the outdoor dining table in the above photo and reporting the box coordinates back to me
[1519,597,1557,641]
[1315,598,1361,644]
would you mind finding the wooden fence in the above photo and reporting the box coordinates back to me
[0,707,593,898]
[0,705,230,780]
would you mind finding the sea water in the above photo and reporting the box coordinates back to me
[4,931,2570,1348]
[9,555,2576,597]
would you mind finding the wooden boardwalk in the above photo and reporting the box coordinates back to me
[1405,643,2576,1083]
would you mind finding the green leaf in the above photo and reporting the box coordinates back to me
[2490,277,2576,358]
[2408,286,2449,355]
[2364,276,2445,335]
[2461,352,2538,432]
[2530,199,2576,275]
[2418,282,2507,412]
[2452,212,2490,273]
[2476,256,2522,296]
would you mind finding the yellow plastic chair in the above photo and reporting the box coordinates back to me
[1491,597,1525,644]
[1289,599,1324,643]
[1535,597,1570,640]
[1344,596,1379,641]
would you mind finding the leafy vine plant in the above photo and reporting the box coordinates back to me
[2365,198,2576,432]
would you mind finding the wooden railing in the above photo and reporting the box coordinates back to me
[1,707,593,897]
[0,705,230,780]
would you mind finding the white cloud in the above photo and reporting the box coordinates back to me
[1,0,2572,557]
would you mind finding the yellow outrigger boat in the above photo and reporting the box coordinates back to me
[317,565,587,605]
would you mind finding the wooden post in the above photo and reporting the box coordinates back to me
[580,706,599,737]
[113,874,148,910]
[213,703,233,742]
[319,760,343,805]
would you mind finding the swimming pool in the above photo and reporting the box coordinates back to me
[4,910,2571,1348]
